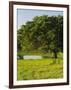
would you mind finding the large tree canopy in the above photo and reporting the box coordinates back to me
[17,15,63,58]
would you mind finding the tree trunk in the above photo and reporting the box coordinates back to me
[54,52,57,59]
[53,51,58,63]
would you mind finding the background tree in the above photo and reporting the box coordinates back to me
[17,15,63,59]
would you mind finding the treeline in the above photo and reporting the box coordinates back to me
[17,15,63,58]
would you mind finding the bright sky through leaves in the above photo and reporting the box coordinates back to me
[17,9,63,29]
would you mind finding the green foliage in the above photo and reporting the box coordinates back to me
[17,15,63,58]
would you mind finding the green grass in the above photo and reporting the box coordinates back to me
[17,58,63,80]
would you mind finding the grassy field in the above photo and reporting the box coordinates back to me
[17,57,63,80]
